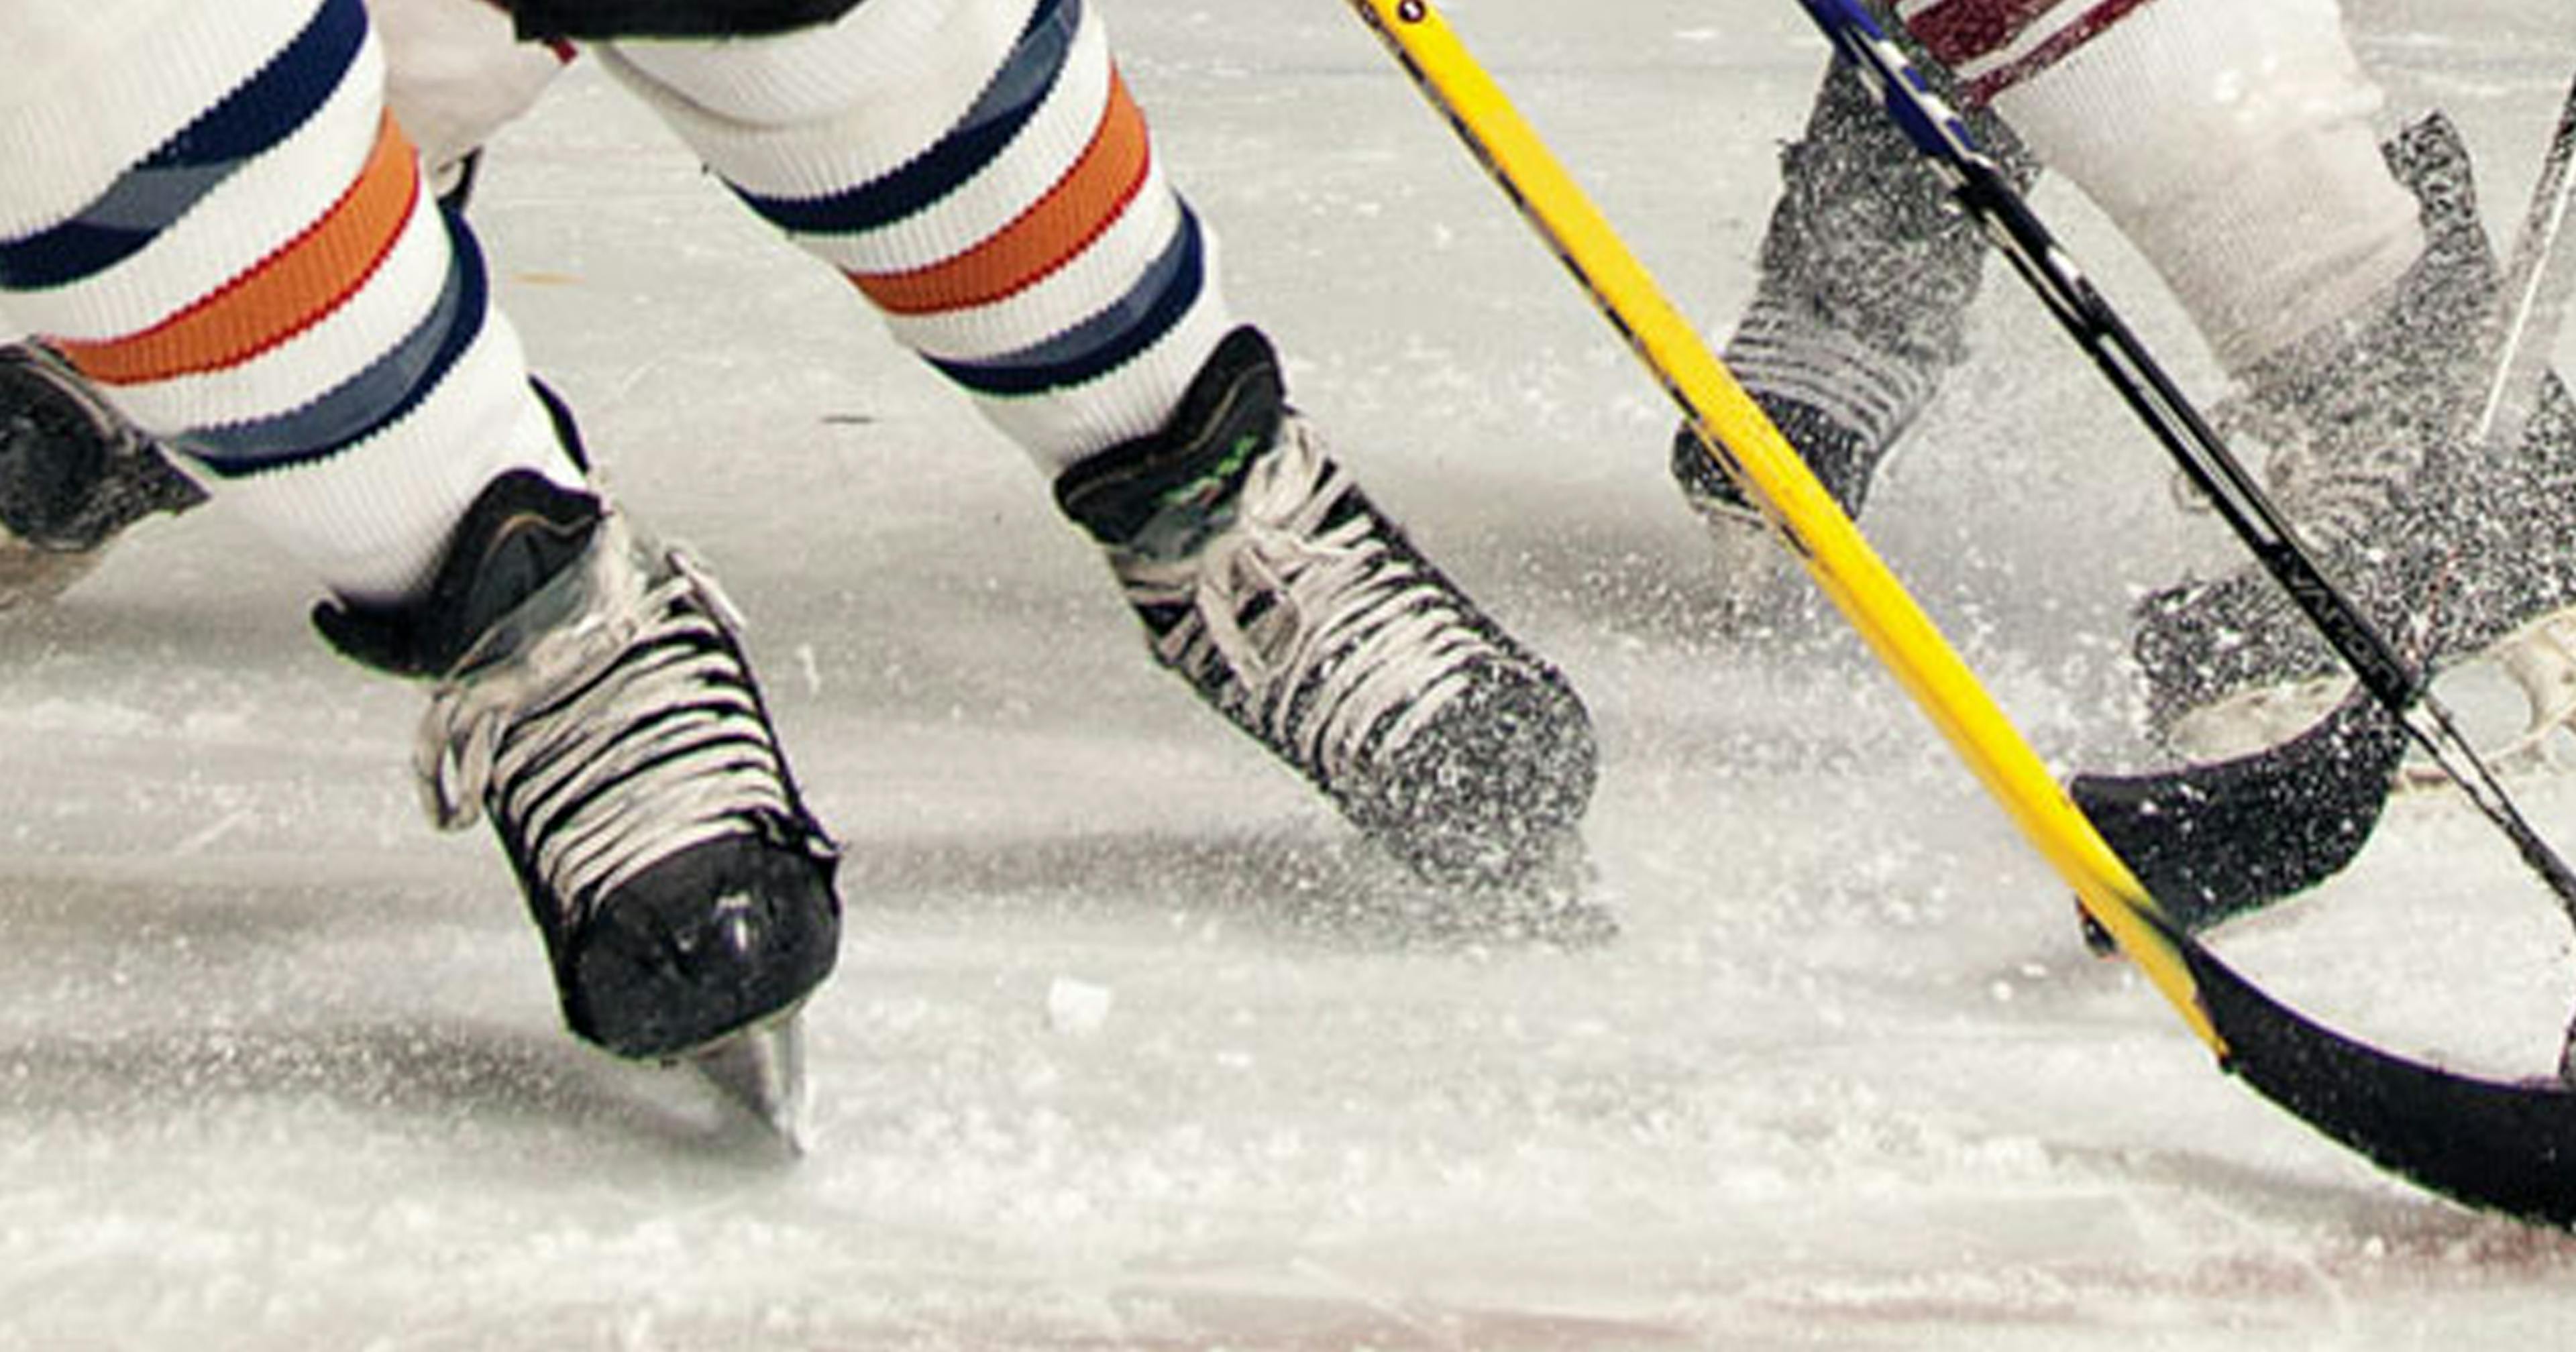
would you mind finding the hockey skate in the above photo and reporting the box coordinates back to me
[318,459,841,1144]
[0,341,206,608]
[2132,113,2576,771]
[1673,58,2027,629]
[1057,327,1598,925]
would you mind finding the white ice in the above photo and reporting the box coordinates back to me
[6,1,2576,1347]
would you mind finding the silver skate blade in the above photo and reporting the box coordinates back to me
[689,1015,810,1153]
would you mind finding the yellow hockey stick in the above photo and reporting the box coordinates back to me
[1346,0,2576,1232]
[1342,0,2214,1048]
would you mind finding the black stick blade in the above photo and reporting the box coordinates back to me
[2070,695,2408,932]
[2184,938,2576,1227]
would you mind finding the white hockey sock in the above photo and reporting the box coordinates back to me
[1901,0,2423,372]
[0,0,582,605]
[594,0,1236,474]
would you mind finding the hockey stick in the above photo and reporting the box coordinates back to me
[1346,0,2576,1227]
[2077,693,2406,933]
[2084,68,2576,923]
[1783,0,2576,920]
[2480,72,2576,461]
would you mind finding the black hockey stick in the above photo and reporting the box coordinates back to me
[2075,691,2405,932]
[1793,0,2576,921]
[2087,68,2576,924]
[2088,66,2576,920]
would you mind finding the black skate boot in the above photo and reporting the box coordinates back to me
[2131,113,2576,763]
[1057,327,1597,905]
[316,456,841,1076]
[0,341,207,607]
[1673,58,2031,628]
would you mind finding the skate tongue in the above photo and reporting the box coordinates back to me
[690,1015,810,1153]
[1054,327,1285,556]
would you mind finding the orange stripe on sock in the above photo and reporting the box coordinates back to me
[851,70,1155,317]
[61,115,423,386]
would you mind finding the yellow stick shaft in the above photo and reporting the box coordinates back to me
[1346,0,2220,1052]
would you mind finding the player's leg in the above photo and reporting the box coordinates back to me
[1907,0,2573,756]
[0,0,570,610]
[0,0,839,1059]
[573,0,1599,898]
[1671,51,2031,628]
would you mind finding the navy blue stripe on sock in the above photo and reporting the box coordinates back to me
[0,0,370,291]
[178,199,488,475]
[928,205,1205,397]
[729,0,1081,237]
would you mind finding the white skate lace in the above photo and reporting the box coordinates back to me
[415,522,795,923]
[1116,417,1491,786]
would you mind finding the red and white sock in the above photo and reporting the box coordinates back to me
[1900,0,2422,372]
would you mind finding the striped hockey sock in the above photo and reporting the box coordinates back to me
[595,0,1236,473]
[0,0,581,604]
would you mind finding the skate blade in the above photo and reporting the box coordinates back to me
[1333,828,1617,948]
[2398,607,2576,788]
[2167,606,2576,791]
[0,537,103,612]
[1688,508,1815,638]
[688,1014,810,1153]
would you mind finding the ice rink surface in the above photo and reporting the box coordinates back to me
[6,1,2576,1347]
